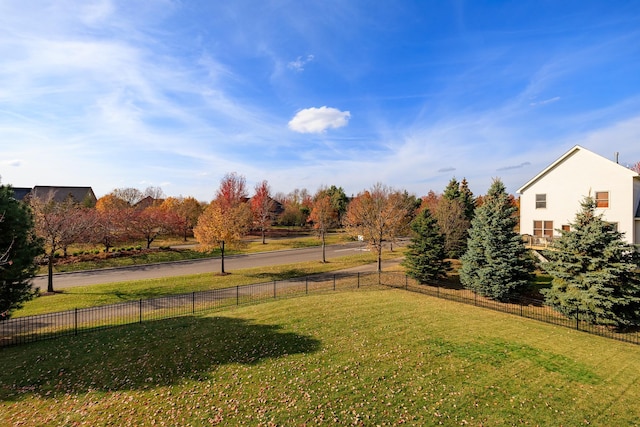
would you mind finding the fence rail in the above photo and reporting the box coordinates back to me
[2,271,639,348]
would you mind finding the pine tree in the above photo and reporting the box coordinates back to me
[460,179,534,301]
[458,178,475,221]
[402,208,450,283]
[443,178,461,200]
[0,185,44,318]
[542,196,640,328]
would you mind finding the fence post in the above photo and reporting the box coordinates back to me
[236,286,239,305]
[274,280,277,299]
[305,277,308,294]
[520,300,523,317]
[576,305,579,330]
[74,308,78,336]
[405,275,408,290]
[192,292,195,314]
[139,299,142,323]
[333,274,336,291]
[357,272,360,289]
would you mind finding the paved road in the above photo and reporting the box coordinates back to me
[33,242,373,290]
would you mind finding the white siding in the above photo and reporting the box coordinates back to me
[519,147,638,245]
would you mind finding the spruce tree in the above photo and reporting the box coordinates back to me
[460,179,534,301]
[402,208,450,283]
[0,185,43,318]
[542,196,640,328]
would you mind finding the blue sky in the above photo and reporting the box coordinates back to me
[1,0,640,201]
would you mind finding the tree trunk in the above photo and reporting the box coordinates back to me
[47,250,55,293]
[321,231,326,263]
[377,245,382,272]
[220,240,225,274]
[262,228,266,245]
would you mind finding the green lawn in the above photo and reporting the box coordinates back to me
[17,252,399,317]
[44,233,353,273]
[2,289,639,425]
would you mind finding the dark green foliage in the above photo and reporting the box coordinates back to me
[459,178,475,221]
[0,185,44,318]
[460,179,534,301]
[542,197,640,328]
[322,185,349,221]
[443,178,461,201]
[402,208,451,283]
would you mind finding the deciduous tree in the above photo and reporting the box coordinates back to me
[542,196,640,327]
[161,196,204,241]
[344,183,412,271]
[0,185,43,318]
[130,206,181,249]
[31,193,93,292]
[194,173,253,274]
[433,198,470,258]
[307,194,338,263]
[460,179,534,301]
[251,180,274,244]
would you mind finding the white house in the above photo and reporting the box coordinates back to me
[517,145,640,246]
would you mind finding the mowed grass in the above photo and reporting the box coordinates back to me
[17,252,400,317]
[45,234,353,273]
[2,289,639,425]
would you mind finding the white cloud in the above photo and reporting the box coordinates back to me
[288,106,351,133]
[287,54,314,72]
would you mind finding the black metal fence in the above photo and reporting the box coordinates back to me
[2,271,639,348]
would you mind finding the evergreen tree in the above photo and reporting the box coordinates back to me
[442,178,461,200]
[459,178,476,221]
[460,179,534,301]
[542,196,640,328]
[402,208,450,283]
[0,185,44,318]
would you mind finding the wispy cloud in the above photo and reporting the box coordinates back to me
[287,55,314,72]
[288,107,351,134]
[530,97,560,107]
[497,162,532,171]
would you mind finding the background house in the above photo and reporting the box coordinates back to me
[518,145,640,246]
[14,186,97,207]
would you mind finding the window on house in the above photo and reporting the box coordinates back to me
[533,220,554,237]
[561,224,570,232]
[595,191,609,208]
[535,194,547,209]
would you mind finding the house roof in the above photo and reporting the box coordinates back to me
[30,186,97,204]
[517,145,639,194]
[11,187,32,201]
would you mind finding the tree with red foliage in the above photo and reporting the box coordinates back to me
[251,180,274,244]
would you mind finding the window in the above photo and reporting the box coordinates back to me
[533,220,554,237]
[535,194,547,209]
[595,191,609,208]
[561,224,570,232]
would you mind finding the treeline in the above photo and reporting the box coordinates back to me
[3,171,640,329]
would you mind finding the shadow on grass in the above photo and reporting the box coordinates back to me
[0,315,321,401]
[247,268,312,281]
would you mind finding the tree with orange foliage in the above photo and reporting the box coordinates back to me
[308,193,338,263]
[344,183,413,271]
[194,173,253,274]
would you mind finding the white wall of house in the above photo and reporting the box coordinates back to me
[518,146,640,245]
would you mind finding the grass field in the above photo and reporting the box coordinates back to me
[17,251,400,317]
[2,289,639,426]
[43,233,353,274]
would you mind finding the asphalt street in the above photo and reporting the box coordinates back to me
[32,242,374,289]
